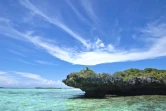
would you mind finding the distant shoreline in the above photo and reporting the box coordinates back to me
[35,87,70,89]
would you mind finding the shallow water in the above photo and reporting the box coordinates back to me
[0,88,166,111]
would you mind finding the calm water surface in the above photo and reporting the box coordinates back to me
[0,88,166,111]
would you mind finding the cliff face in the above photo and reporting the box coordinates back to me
[62,68,166,98]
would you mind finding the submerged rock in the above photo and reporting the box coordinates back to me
[62,68,166,98]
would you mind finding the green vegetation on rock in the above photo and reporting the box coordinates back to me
[67,67,166,81]
[67,67,97,78]
[113,68,166,81]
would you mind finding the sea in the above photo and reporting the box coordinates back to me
[0,88,166,111]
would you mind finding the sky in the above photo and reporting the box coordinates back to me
[0,0,166,88]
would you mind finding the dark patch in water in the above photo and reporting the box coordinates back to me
[69,95,107,99]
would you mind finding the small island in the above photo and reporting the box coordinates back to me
[35,87,63,89]
[63,67,166,98]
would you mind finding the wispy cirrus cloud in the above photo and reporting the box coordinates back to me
[35,60,58,66]
[140,21,166,38]
[66,1,89,24]
[18,59,36,65]
[0,18,166,65]
[81,0,100,24]
[20,0,90,48]
[8,50,26,57]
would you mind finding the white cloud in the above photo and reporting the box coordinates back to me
[20,0,90,48]
[95,38,105,48]
[81,0,99,24]
[0,17,166,65]
[140,21,166,38]
[8,50,26,57]
[66,0,90,25]
[107,44,115,52]
[15,71,66,87]
[0,71,7,75]
[0,71,66,87]
[16,72,42,80]
[18,59,36,65]
[0,75,20,87]
[35,60,58,66]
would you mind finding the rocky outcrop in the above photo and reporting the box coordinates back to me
[62,74,166,98]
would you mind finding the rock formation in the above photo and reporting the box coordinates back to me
[62,68,166,98]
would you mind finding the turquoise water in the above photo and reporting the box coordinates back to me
[0,89,166,111]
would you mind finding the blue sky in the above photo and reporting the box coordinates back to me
[0,0,166,88]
